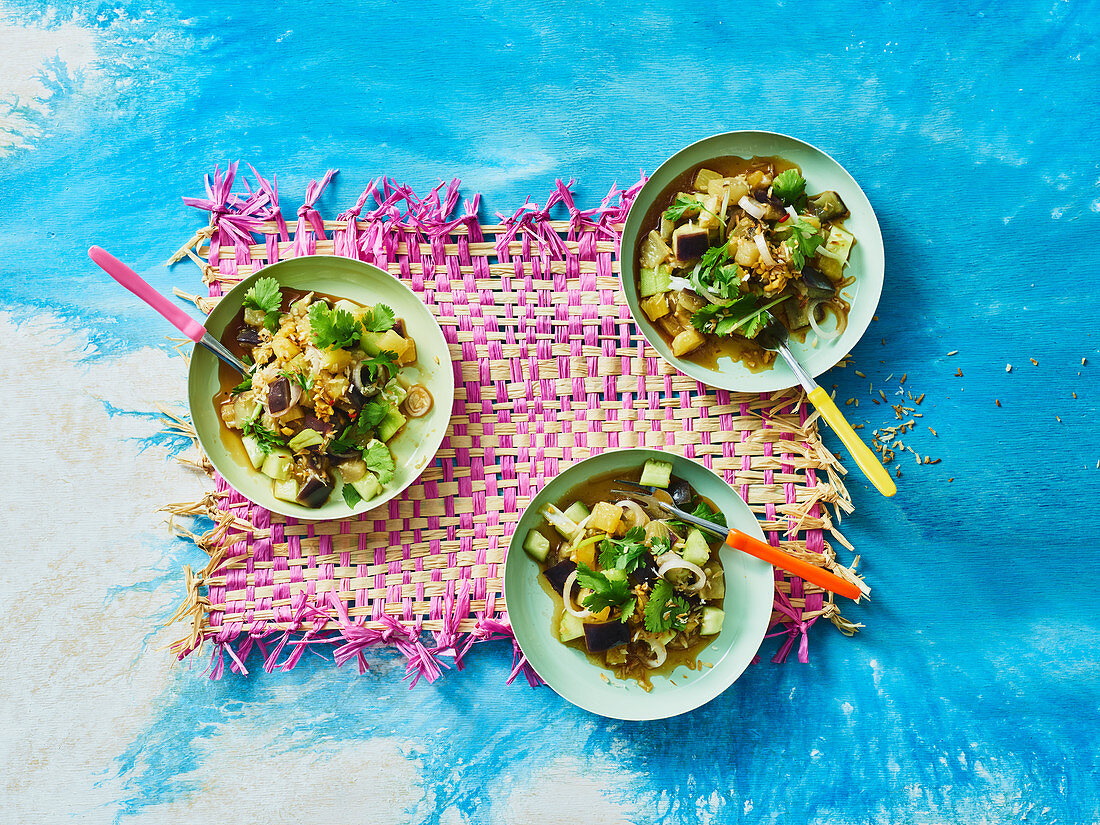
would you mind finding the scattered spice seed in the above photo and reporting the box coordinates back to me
[901,373,907,384]
[947,350,958,356]
[1030,358,1038,365]
[948,477,954,482]
[1006,364,1012,372]
[923,456,931,464]
[929,458,941,465]
[929,427,938,436]
[854,424,864,429]
[879,390,887,401]
[916,393,925,404]
[881,338,886,346]
[955,368,963,377]
[855,370,866,378]
[872,398,880,404]
[896,467,901,478]
[1056,415,1062,422]
[1073,392,1077,399]
[1083,358,1087,366]
[995,399,1001,407]
[845,398,854,406]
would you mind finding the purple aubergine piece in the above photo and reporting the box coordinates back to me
[753,188,785,208]
[628,560,659,589]
[542,559,577,595]
[297,473,335,508]
[297,415,334,435]
[800,266,836,296]
[673,227,709,262]
[235,327,262,347]
[583,621,631,653]
[267,376,292,415]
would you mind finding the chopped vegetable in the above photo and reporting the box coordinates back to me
[771,169,806,204]
[639,459,673,488]
[523,530,551,562]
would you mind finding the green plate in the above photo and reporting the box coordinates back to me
[188,256,454,520]
[503,448,773,720]
[620,130,886,392]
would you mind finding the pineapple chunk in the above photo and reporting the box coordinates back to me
[589,501,622,534]
[672,328,706,357]
[639,230,673,268]
[641,294,670,322]
[319,347,355,373]
[572,539,597,569]
[397,336,417,366]
[270,334,301,361]
[693,168,723,191]
[377,329,409,358]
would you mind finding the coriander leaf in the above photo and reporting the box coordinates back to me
[362,303,396,333]
[242,277,282,314]
[597,526,648,574]
[230,376,253,396]
[308,302,362,350]
[772,169,807,205]
[263,311,281,333]
[784,219,824,270]
[357,400,391,430]
[241,419,286,454]
[342,483,363,508]
[362,441,396,484]
[576,563,635,614]
[663,193,705,222]
[690,501,728,528]
[619,597,638,624]
[362,350,398,383]
[643,579,692,633]
[281,371,314,393]
[649,536,672,557]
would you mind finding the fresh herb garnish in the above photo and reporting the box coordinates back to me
[576,563,637,621]
[281,371,314,394]
[362,441,396,484]
[362,350,398,383]
[361,303,396,333]
[663,193,705,222]
[784,218,824,270]
[230,376,253,396]
[597,527,649,574]
[670,500,728,533]
[691,295,789,339]
[644,579,692,633]
[329,401,392,455]
[342,484,363,508]
[308,302,362,350]
[242,277,283,331]
[241,418,286,454]
[691,245,742,301]
[772,169,806,205]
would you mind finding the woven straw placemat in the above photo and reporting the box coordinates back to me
[165,164,866,684]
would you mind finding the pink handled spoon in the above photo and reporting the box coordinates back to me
[88,246,248,374]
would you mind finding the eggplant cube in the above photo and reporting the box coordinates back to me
[672,225,709,262]
[583,621,631,653]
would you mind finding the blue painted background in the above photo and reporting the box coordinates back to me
[3,1,1098,822]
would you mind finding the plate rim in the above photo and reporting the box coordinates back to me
[503,447,774,720]
[186,254,455,520]
[620,129,885,393]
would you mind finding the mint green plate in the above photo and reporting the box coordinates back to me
[620,130,885,393]
[503,448,773,720]
[188,256,454,520]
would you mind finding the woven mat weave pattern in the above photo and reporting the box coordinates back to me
[167,165,863,683]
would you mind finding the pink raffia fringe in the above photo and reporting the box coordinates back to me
[171,163,844,684]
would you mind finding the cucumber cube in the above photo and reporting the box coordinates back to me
[563,502,591,524]
[523,530,551,562]
[350,472,383,502]
[700,606,724,636]
[639,265,671,298]
[682,529,712,567]
[261,448,293,481]
[241,435,265,469]
[272,478,299,502]
[639,459,673,488]
[377,407,407,442]
[558,612,585,643]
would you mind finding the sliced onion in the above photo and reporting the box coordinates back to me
[785,205,799,221]
[718,186,731,223]
[815,243,844,262]
[562,571,593,618]
[644,520,673,543]
[808,300,842,341]
[754,233,776,267]
[616,500,649,528]
[638,636,667,668]
[657,556,707,592]
[738,195,766,220]
[668,276,694,292]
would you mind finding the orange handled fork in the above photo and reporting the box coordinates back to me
[612,482,864,601]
